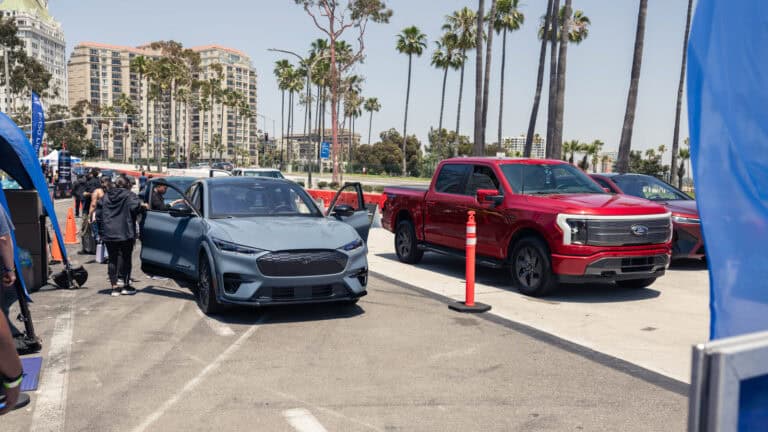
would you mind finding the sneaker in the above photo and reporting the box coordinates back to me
[111,289,121,297]
[121,287,137,296]
[117,279,125,288]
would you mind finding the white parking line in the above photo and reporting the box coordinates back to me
[194,308,235,336]
[129,317,264,432]
[284,408,328,432]
[30,291,76,432]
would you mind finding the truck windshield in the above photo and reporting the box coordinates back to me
[500,164,605,195]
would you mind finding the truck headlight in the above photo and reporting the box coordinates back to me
[566,219,589,245]
[212,238,264,255]
[672,215,700,224]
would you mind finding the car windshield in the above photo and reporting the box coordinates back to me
[209,180,321,218]
[500,163,605,195]
[612,175,691,201]
[243,171,284,179]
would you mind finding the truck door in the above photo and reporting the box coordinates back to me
[465,164,508,259]
[424,163,473,250]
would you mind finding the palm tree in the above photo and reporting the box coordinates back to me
[115,93,138,163]
[490,0,524,148]
[670,0,693,187]
[546,0,560,157]
[587,139,604,173]
[431,33,462,132]
[238,97,253,165]
[524,0,554,157]
[677,147,690,189]
[130,55,150,166]
[363,97,381,146]
[396,25,428,176]
[562,139,581,164]
[551,3,590,160]
[444,7,477,146]
[274,59,292,164]
[616,0,648,173]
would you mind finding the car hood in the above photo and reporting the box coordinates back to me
[524,193,669,216]
[207,216,360,251]
[660,200,698,218]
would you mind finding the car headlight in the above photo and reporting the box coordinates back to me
[212,238,264,255]
[672,215,700,224]
[340,238,364,251]
[566,219,589,245]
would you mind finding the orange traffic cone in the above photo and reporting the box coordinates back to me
[64,207,78,245]
[50,231,63,263]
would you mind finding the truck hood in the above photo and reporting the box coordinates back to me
[525,193,669,216]
[659,200,698,218]
[207,216,360,251]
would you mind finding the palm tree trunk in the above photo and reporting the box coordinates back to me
[402,54,413,176]
[368,110,374,146]
[617,0,648,173]
[525,0,554,157]
[454,53,466,156]
[671,0,693,185]
[473,0,485,155]
[280,89,285,167]
[438,66,448,132]
[481,0,497,149]
[551,0,571,160]
[220,97,226,160]
[497,27,508,149]
[546,0,560,158]
[315,85,322,170]
[186,101,192,168]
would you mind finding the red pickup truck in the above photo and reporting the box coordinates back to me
[382,158,672,296]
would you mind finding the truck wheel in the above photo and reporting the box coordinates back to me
[395,220,423,264]
[616,278,656,289]
[510,237,557,297]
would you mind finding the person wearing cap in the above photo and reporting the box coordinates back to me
[149,180,183,211]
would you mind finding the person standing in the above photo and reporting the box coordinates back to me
[0,205,22,414]
[0,206,22,345]
[71,174,86,218]
[138,171,147,191]
[81,170,101,216]
[96,177,146,296]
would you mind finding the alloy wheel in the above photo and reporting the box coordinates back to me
[515,246,542,288]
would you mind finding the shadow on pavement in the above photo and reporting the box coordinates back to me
[670,258,708,271]
[218,302,365,326]
[376,252,662,304]
[140,285,196,301]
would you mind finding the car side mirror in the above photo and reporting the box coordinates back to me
[331,204,355,218]
[476,189,504,206]
[169,204,194,217]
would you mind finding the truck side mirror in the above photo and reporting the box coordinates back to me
[476,189,504,206]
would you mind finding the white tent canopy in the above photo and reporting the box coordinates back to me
[40,149,82,165]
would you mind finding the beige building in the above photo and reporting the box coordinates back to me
[502,134,547,159]
[67,42,258,163]
[285,129,360,168]
[0,0,67,111]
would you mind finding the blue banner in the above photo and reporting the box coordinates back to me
[687,0,768,340]
[31,92,44,157]
[320,141,330,160]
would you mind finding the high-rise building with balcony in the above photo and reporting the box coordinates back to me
[0,0,67,111]
[67,42,258,164]
[502,134,547,159]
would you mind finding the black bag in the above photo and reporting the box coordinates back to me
[52,266,88,289]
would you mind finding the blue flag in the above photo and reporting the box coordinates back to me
[30,92,44,156]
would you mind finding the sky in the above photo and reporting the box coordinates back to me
[49,0,692,164]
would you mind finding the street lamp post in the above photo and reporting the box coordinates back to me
[268,48,330,189]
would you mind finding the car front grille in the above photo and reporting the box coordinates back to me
[257,250,348,277]
[257,284,346,301]
[586,217,671,246]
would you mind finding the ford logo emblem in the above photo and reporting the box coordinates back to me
[631,224,649,236]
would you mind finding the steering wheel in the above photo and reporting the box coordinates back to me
[646,194,664,201]
[272,203,294,213]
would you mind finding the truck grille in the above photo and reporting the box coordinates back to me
[586,218,671,246]
[257,250,348,277]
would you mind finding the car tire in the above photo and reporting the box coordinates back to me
[197,255,223,315]
[509,237,557,297]
[616,278,656,289]
[395,220,423,264]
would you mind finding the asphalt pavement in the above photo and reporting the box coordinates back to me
[1,199,687,431]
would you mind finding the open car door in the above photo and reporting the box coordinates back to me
[140,182,203,279]
[327,182,370,242]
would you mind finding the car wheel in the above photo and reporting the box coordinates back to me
[616,278,656,289]
[197,255,223,315]
[510,237,557,297]
[395,220,423,264]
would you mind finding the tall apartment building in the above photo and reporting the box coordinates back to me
[502,134,547,159]
[67,42,258,164]
[285,129,360,166]
[0,0,67,112]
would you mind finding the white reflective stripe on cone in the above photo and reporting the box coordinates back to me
[466,226,476,234]
[466,238,477,246]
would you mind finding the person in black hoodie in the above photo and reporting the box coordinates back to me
[96,177,147,296]
[71,174,86,217]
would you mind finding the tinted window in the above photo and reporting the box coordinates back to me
[500,164,604,195]
[189,184,203,213]
[592,177,613,190]
[466,165,501,196]
[434,164,471,194]
[612,175,690,201]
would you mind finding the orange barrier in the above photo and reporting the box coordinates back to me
[64,207,78,244]
[50,230,63,262]
[448,210,491,313]
[305,189,387,209]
